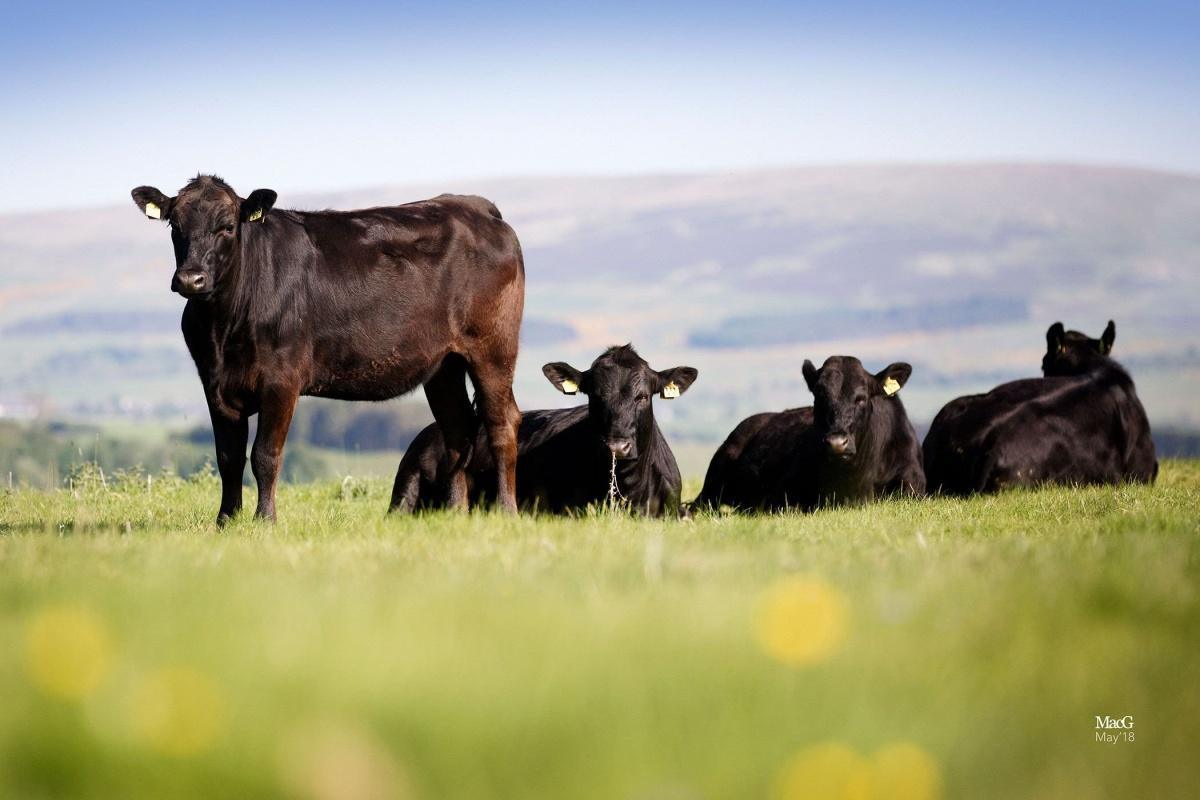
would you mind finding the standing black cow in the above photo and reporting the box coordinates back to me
[390,345,698,516]
[131,175,524,522]
[692,356,925,512]
[923,321,1157,495]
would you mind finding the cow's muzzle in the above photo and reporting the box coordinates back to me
[172,270,211,297]
[606,438,636,460]
[825,433,855,458]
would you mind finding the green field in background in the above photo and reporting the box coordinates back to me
[1,464,1198,799]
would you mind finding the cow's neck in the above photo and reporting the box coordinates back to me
[818,400,893,496]
[213,221,293,339]
[819,452,874,496]
[611,414,662,495]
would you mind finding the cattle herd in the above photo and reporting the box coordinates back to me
[132,177,1158,523]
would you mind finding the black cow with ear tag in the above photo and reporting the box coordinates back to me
[390,344,698,516]
[131,174,525,523]
[924,320,1156,494]
[692,356,925,512]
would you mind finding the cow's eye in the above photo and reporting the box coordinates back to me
[223,224,235,234]
[855,395,867,405]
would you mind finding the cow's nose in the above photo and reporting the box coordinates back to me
[607,438,634,459]
[825,433,853,456]
[172,271,208,296]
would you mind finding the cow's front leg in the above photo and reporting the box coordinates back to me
[251,386,298,521]
[209,402,249,526]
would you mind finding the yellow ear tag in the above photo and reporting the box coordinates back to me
[144,202,161,220]
[561,379,578,395]
[247,208,263,223]
[661,382,680,400]
[883,377,901,396]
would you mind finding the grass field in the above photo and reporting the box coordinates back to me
[2,464,1198,799]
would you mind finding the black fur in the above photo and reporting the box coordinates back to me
[131,175,525,522]
[391,345,697,516]
[924,321,1157,494]
[693,356,924,511]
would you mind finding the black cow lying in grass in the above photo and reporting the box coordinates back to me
[691,356,925,512]
[923,321,1157,495]
[390,345,698,516]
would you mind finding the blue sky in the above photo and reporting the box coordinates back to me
[0,0,1197,212]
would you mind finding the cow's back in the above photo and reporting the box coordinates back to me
[928,370,1156,494]
[697,408,815,510]
[283,195,523,402]
[926,377,1073,494]
[987,373,1156,489]
[695,411,777,509]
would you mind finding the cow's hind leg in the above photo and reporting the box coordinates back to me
[251,385,299,521]
[423,354,477,511]
[468,358,521,514]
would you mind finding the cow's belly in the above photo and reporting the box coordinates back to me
[306,347,439,401]
[303,299,456,400]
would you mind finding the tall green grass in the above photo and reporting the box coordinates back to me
[1,463,1198,799]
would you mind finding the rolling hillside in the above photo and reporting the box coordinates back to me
[3,163,1198,445]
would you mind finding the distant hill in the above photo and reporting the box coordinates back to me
[2,163,1198,444]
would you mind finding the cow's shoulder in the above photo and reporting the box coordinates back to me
[757,406,814,438]
[743,406,815,463]
[719,411,778,449]
[949,377,1066,434]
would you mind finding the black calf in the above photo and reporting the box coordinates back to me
[391,345,697,516]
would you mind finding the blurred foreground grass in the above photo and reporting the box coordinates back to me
[1,463,1198,799]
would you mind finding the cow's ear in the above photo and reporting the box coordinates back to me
[875,362,912,396]
[240,189,277,223]
[655,366,698,399]
[131,186,172,221]
[1046,322,1065,353]
[1100,320,1116,354]
[543,362,584,395]
[802,359,819,392]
